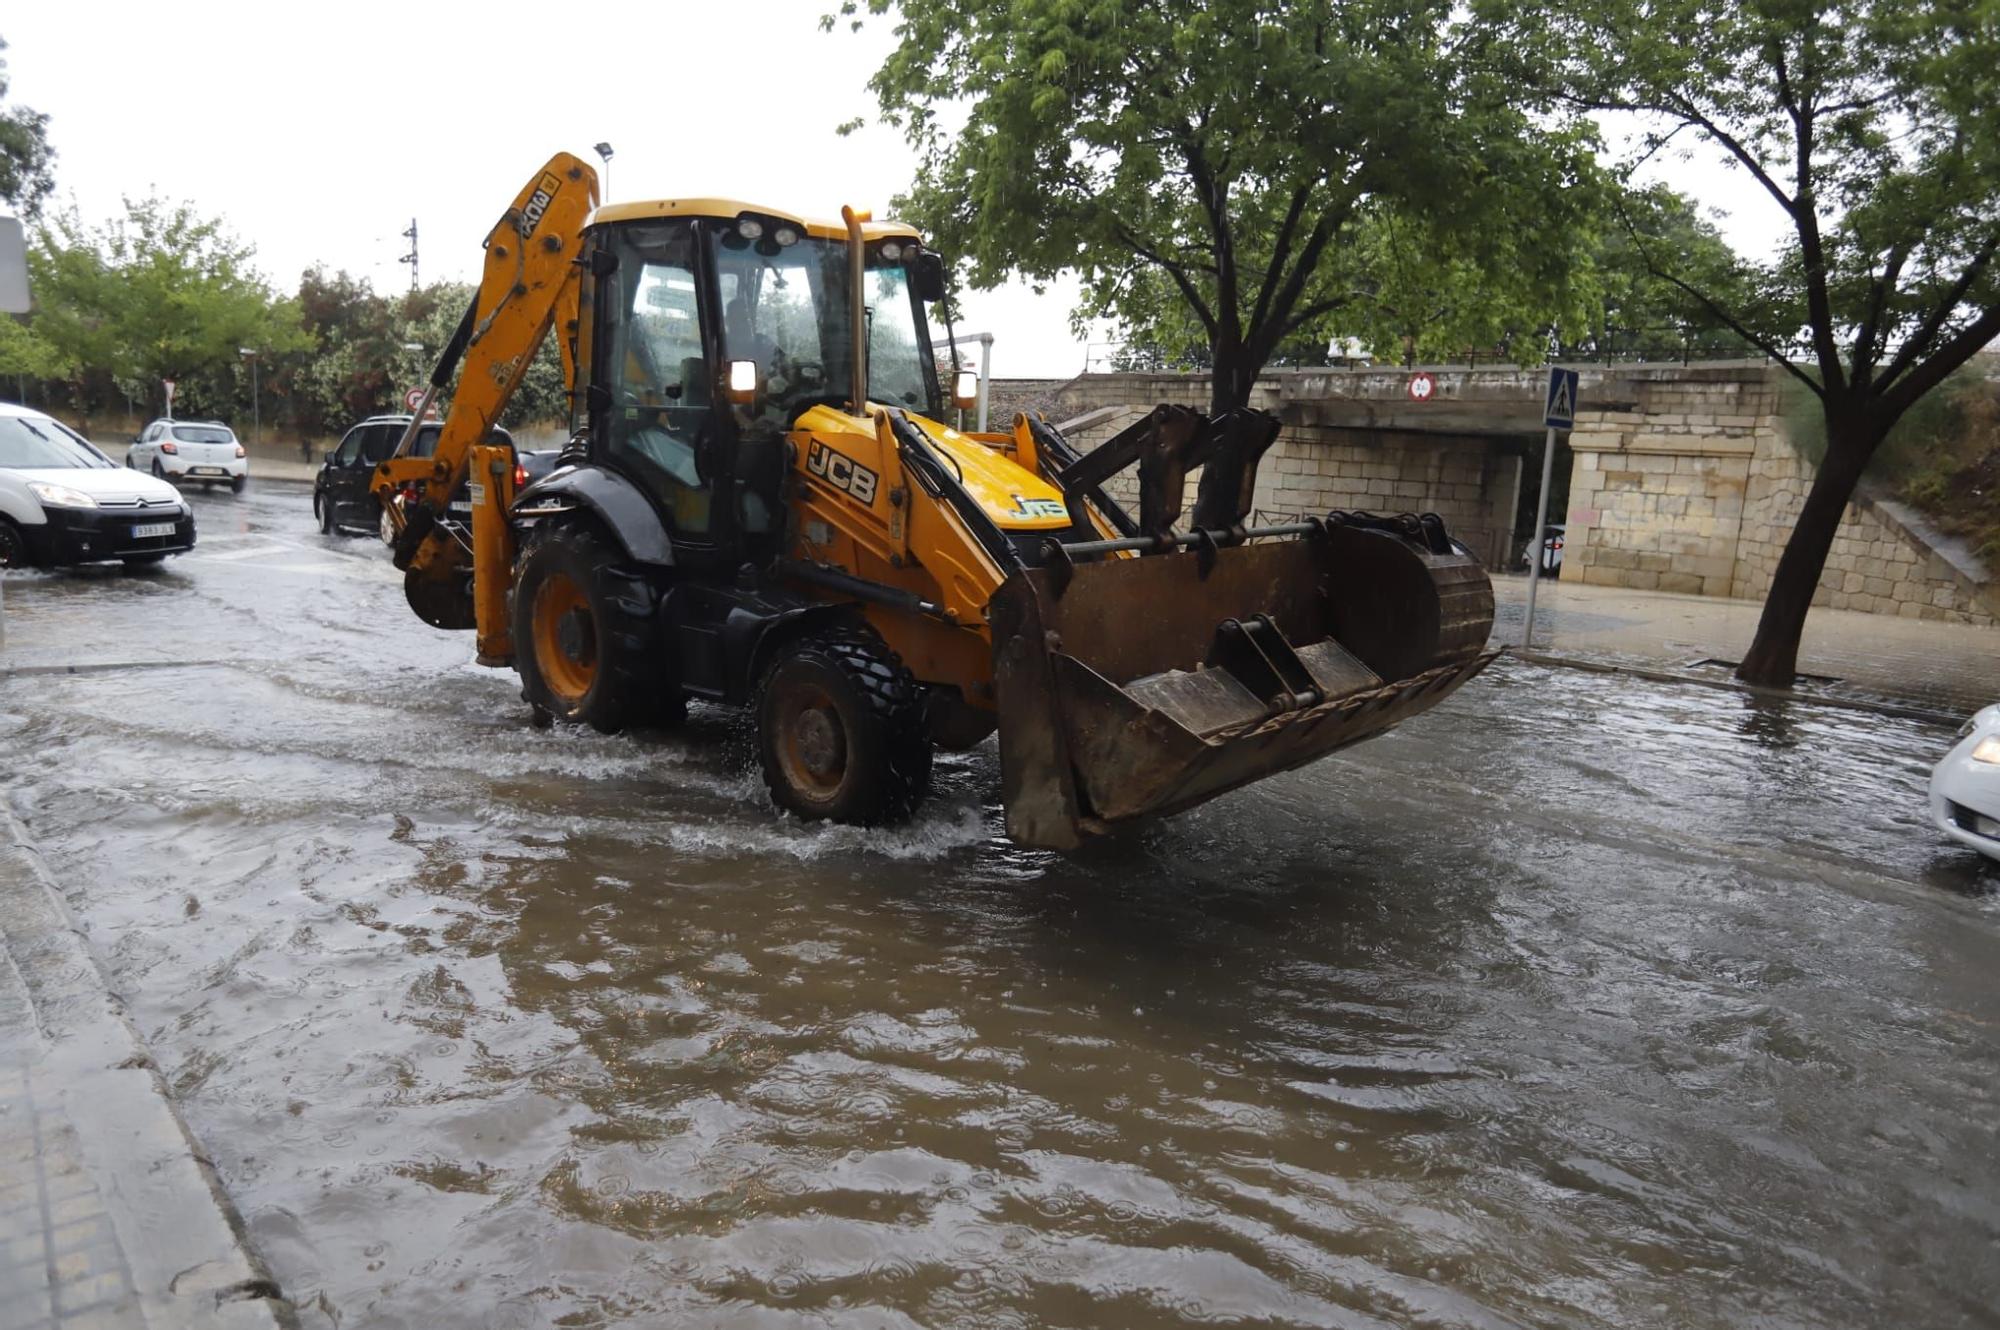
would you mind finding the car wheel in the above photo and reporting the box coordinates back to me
[317,496,338,536]
[231,475,247,495]
[151,459,167,480]
[0,518,27,570]
[379,506,397,546]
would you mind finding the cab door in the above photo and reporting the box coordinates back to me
[587,221,726,562]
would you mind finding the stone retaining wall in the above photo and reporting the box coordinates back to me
[1564,364,1996,626]
[1732,435,1998,625]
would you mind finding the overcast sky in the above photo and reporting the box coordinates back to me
[6,1,1788,379]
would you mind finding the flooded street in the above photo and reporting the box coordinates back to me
[4,483,1998,1328]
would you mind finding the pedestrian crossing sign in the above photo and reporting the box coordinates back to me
[1544,367,1579,429]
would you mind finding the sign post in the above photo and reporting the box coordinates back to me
[1524,367,1578,649]
[163,378,176,422]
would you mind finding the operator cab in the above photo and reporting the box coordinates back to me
[580,201,950,571]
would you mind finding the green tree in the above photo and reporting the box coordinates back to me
[839,0,1598,416]
[400,284,569,429]
[1492,0,2000,685]
[0,36,54,219]
[28,197,307,430]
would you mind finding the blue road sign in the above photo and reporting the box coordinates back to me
[1544,367,1579,430]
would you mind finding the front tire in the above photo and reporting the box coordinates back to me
[0,518,28,570]
[317,496,337,535]
[510,522,681,733]
[756,628,933,826]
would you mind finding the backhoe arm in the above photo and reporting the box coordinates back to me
[374,152,598,660]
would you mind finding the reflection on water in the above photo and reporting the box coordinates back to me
[4,489,1998,1328]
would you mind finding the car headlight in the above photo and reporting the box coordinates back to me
[27,481,98,509]
[1973,736,2000,765]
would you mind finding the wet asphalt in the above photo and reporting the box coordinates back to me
[2,481,1997,1329]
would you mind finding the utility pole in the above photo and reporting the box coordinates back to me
[1524,368,1578,649]
[399,219,419,291]
[238,348,260,446]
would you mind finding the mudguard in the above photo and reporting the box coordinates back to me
[515,464,675,566]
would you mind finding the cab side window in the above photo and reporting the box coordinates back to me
[604,223,712,536]
[332,428,365,466]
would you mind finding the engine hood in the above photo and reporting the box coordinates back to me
[6,466,187,508]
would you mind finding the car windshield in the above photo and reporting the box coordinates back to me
[708,227,939,424]
[172,425,234,444]
[0,415,114,469]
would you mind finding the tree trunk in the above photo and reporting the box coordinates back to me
[1208,355,1256,416]
[1736,416,1880,687]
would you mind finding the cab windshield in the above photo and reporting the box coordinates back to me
[707,226,939,424]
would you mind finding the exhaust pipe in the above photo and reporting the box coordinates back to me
[841,204,869,413]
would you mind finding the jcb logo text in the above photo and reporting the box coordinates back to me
[807,442,879,505]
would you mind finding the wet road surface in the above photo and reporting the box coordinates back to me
[3,483,1998,1328]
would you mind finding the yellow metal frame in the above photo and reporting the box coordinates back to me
[374,153,599,662]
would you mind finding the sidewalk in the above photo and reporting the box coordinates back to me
[0,805,289,1329]
[1492,574,2000,717]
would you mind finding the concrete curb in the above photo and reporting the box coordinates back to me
[1509,647,1968,727]
[0,800,295,1328]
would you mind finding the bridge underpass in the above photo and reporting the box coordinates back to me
[1014,361,1995,626]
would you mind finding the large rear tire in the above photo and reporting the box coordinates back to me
[756,628,933,826]
[510,522,682,733]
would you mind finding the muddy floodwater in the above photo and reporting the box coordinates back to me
[4,485,1998,1328]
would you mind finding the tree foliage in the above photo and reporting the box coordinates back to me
[22,197,308,429]
[0,35,54,219]
[287,275,567,438]
[1488,0,2000,682]
[839,0,1600,412]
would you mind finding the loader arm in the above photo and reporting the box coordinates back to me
[373,153,599,659]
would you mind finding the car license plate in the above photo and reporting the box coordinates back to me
[132,522,176,538]
[192,466,227,476]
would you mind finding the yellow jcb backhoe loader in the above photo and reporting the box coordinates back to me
[373,153,1497,849]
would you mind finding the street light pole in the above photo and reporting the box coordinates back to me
[593,142,615,203]
[238,348,260,446]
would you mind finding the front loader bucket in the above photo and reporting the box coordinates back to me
[991,521,1498,849]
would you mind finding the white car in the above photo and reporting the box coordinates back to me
[0,403,195,569]
[127,418,249,492]
[1932,704,2000,864]
[1523,523,1564,575]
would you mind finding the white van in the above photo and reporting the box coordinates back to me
[0,403,195,569]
